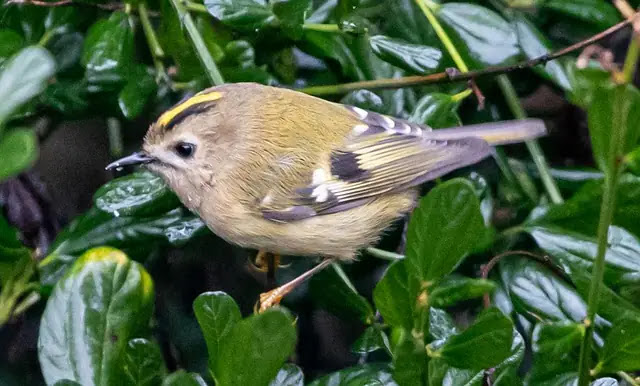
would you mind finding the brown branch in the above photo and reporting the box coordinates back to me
[300,13,639,96]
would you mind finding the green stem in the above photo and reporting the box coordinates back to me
[107,117,123,158]
[450,88,473,102]
[497,75,564,204]
[366,247,404,261]
[621,37,640,84]
[617,371,640,386]
[138,2,168,83]
[302,23,341,33]
[577,85,628,386]
[415,0,469,72]
[169,0,224,86]
[183,0,208,14]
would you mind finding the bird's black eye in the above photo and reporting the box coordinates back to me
[174,142,195,158]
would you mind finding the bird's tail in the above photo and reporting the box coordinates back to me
[426,119,547,146]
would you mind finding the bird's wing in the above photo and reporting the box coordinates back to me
[259,106,492,222]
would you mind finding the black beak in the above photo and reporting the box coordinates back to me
[105,152,154,171]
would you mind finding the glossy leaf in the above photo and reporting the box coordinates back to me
[123,338,167,386]
[434,3,520,69]
[369,35,442,75]
[429,307,458,342]
[527,225,640,289]
[308,363,396,386]
[591,379,618,386]
[0,128,38,183]
[205,0,275,31]
[533,322,583,360]
[93,172,179,218]
[162,371,207,386]
[82,12,134,87]
[213,308,296,386]
[409,93,461,129]
[373,260,414,330]
[0,29,24,63]
[429,276,496,308]
[272,0,311,39]
[586,83,640,174]
[163,217,208,247]
[193,291,241,369]
[0,46,55,127]
[598,317,640,373]
[118,67,157,119]
[48,32,84,73]
[0,214,31,283]
[406,178,485,283]
[310,264,374,324]
[269,364,304,386]
[340,89,385,113]
[499,257,586,323]
[352,325,391,355]
[428,358,482,386]
[543,0,620,29]
[437,307,513,370]
[512,13,571,90]
[38,247,154,386]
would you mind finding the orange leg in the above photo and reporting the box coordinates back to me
[257,259,333,312]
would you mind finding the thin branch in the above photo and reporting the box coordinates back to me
[300,13,638,96]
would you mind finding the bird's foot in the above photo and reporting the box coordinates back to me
[250,250,286,272]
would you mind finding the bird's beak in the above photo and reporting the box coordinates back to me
[105,151,154,171]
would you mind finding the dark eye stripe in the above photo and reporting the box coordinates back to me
[163,102,216,131]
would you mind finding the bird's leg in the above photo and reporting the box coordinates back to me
[257,259,334,312]
[252,250,282,272]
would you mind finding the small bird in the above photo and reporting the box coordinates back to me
[106,82,546,310]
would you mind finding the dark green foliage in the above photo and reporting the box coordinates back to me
[3,1,640,386]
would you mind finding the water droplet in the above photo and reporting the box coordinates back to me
[113,210,120,217]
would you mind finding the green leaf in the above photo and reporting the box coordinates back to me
[499,257,586,323]
[406,178,485,283]
[591,379,618,386]
[373,260,414,330]
[193,291,241,370]
[38,247,154,386]
[586,83,640,173]
[532,322,584,360]
[0,29,24,63]
[385,0,436,45]
[308,363,396,386]
[204,0,275,31]
[409,93,461,129]
[163,217,208,247]
[0,128,38,183]
[310,264,374,324]
[369,35,442,75]
[93,172,179,218]
[436,307,513,370]
[543,0,620,30]
[434,3,520,69]
[0,46,55,127]
[340,89,385,113]
[527,225,640,290]
[162,371,207,386]
[429,307,458,341]
[597,317,640,373]
[393,330,427,386]
[352,325,391,355]
[118,67,157,119]
[511,13,571,90]
[82,12,134,87]
[269,364,304,386]
[527,174,640,239]
[124,338,167,386]
[42,79,90,115]
[47,32,84,73]
[272,0,311,39]
[428,358,483,386]
[213,308,296,386]
[429,276,496,308]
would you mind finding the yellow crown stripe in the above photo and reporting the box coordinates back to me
[157,91,223,127]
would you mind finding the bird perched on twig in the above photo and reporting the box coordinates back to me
[106,82,546,311]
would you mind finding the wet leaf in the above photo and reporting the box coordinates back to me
[38,247,154,386]
[118,67,157,120]
[272,0,311,39]
[373,260,414,330]
[93,172,179,218]
[369,35,442,75]
[162,371,207,386]
[204,0,275,31]
[308,363,396,386]
[406,178,485,283]
[543,0,620,30]
[0,46,55,127]
[352,325,390,355]
[533,322,583,360]
[429,276,496,308]
[82,11,134,87]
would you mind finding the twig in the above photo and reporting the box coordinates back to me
[300,13,638,96]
